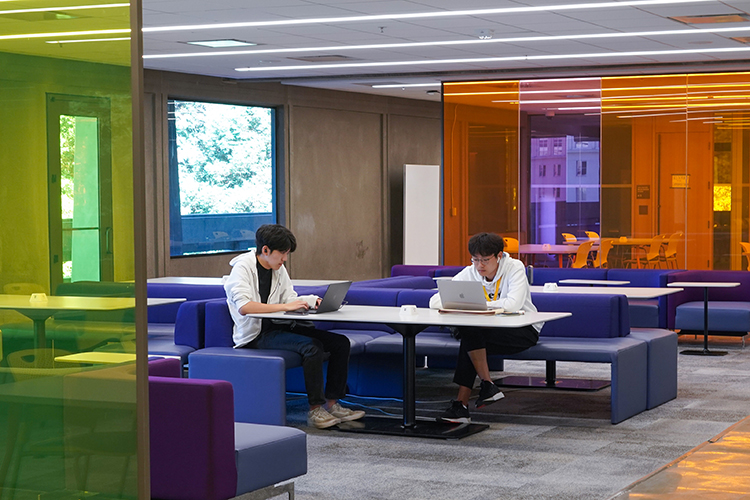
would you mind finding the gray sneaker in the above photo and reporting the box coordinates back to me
[327,402,365,422]
[307,406,341,429]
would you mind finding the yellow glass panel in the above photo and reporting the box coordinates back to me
[0,0,137,498]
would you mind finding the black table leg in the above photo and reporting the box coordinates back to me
[681,287,727,356]
[337,323,489,439]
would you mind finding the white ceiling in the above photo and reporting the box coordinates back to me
[141,0,750,101]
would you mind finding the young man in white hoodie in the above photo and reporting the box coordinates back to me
[429,232,543,424]
[224,224,365,429]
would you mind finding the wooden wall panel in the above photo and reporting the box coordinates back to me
[142,70,441,279]
[288,106,384,280]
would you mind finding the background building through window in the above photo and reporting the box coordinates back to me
[167,99,276,256]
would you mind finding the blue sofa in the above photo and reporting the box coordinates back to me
[182,274,676,425]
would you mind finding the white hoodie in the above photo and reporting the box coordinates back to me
[428,252,543,332]
[224,249,302,347]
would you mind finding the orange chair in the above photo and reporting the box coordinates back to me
[571,240,594,269]
[584,231,600,240]
[562,233,576,243]
[503,237,519,257]
[593,238,614,268]
[645,235,667,269]
[741,242,750,271]
[663,232,683,269]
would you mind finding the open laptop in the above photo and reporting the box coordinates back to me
[437,280,491,311]
[285,281,352,315]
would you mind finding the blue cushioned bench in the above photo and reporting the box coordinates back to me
[362,289,661,423]
[667,270,750,345]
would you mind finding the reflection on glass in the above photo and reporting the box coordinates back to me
[443,71,750,270]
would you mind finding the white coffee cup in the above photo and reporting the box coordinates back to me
[400,305,418,315]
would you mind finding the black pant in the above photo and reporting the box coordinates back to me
[249,324,351,406]
[453,325,539,388]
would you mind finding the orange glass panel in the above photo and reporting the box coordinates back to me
[443,81,519,265]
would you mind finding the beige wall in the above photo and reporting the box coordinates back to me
[143,70,441,279]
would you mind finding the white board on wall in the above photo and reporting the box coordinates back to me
[403,164,440,265]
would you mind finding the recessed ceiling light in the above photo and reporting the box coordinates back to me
[670,13,749,24]
[186,39,256,48]
[475,29,494,40]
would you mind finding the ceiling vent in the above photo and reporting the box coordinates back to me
[670,13,750,24]
[287,55,361,63]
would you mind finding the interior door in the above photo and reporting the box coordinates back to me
[47,94,113,292]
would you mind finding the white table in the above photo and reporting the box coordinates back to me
[519,244,580,268]
[148,276,224,285]
[558,279,630,286]
[55,352,136,365]
[0,295,185,348]
[247,305,571,439]
[529,285,683,299]
[668,282,740,356]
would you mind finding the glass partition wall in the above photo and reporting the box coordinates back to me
[443,71,750,270]
[0,1,139,499]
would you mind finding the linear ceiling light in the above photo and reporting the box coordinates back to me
[235,46,750,73]
[143,25,750,60]
[0,28,129,41]
[493,98,602,104]
[45,36,130,44]
[0,3,128,15]
[144,0,713,33]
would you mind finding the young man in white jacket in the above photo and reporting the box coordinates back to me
[429,232,543,424]
[224,224,364,429]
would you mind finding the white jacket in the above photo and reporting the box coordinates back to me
[224,249,301,347]
[429,252,543,332]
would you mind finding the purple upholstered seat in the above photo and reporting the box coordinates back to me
[149,359,307,500]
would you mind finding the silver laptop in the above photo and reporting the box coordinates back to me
[285,281,352,315]
[437,280,491,311]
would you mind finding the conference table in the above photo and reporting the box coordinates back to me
[0,295,185,348]
[248,305,571,439]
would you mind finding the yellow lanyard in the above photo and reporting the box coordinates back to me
[483,279,501,301]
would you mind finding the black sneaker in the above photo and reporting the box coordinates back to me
[437,400,471,424]
[476,380,505,408]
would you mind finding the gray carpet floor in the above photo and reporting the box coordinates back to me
[281,335,750,500]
